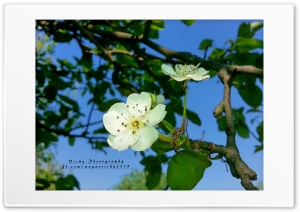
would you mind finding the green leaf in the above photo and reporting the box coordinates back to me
[216,116,227,131]
[237,22,254,38]
[238,84,263,108]
[59,95,79,111]
[81,54,93,70]
[209,48,225,60]
[68,137,75,146]
[236,124,249,138]
[167,150,212,190]
[94,142,109,152]
[116,86,133,96]
[56,174,80,190]
[161,106,176,133]
[98,99,122,112]
[235,38,263,50]
[151,20,165,30]
[181,20,196,26]
[116,54,139,68]
[36,128,58,148]
[57,59,75,70]
[53,29,73,43]
[186,109,201,126]
[254,144,263,153]
[199,39,213,50]
[44,111,61,126]
[36,178,51,189]
[140,156,165,190]
[151,141,173,156]
[256,121,264,142]
[145,164,162,190]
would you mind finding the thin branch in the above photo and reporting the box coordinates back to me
[75,22,115,63]
[37,120,106,140]
[84,101,96,133]
[69,120,103,132]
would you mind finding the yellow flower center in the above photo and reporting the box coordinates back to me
[131,120,140,127]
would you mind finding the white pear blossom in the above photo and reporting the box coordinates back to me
[103,92,167,151]
[161,63,210,82]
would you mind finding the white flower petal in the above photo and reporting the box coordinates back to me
[108,130,139,151]
[107,102,129,116]
[144,104,167,126]
[161,64,178,76]
[131,127,158,151]
[187,73,210,81]
[103,110,129,135]
[107,134,115,147]
[156,95,165,105]
[126,92,151,116]
[194,67,209,75]
[171,75,189,81]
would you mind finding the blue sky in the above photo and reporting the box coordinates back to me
[45,20,263,190]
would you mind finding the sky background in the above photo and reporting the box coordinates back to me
[45,20,263,190]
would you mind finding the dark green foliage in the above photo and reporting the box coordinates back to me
[56,174,80,190]
[199,39,213,50]
[140,155,168,190]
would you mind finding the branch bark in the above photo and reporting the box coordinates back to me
[199,69,258,190]
[188,139,258,190]
[86,24,263,79]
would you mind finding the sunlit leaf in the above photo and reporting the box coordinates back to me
[250,22,263,32]
[167,150,212,190]
[235,38,263,50]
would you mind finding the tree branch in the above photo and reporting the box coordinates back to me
[85,24,263,78]
[202,69,258,190]
[36,120,106,140]
[188,139,258,190]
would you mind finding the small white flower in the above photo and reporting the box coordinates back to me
[103,92,167,151]
[161,63,210,82]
